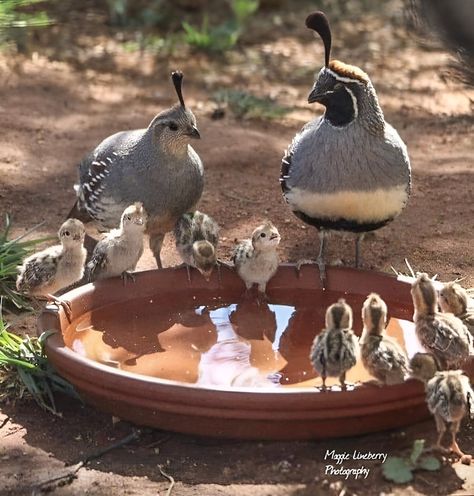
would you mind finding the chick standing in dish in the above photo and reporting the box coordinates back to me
[439,281,474,336]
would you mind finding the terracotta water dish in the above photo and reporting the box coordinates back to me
[37,265,473,440]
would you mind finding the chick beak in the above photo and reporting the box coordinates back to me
[187,126,201,139]
[134,218,144,225]
[270,234,279,241]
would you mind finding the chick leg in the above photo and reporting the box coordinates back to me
[339,370,347,391]
[354,233,365,269]
[46,294,72,322]
[121,271,136,285]
[448,420,471,463]
[433,414,448,453]
[149,232,165,269]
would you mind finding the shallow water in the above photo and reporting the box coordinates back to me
[65,289,420,389]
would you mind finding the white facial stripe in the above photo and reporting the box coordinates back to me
[325,67,364,85]
[344,86,358,118]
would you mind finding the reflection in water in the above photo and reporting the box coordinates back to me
[65,290,418,389]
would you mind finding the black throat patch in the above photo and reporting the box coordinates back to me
[324,87,356,127]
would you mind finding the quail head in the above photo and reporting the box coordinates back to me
[360,293,408,385]
[309,298,359,390]
[411,273,473,369]
[174,210,219,282]
[16,219,87,318]
[232,222,280,297]
[439,281,474,336]
[86,202,147,282]
[410,352,474,462]
[281,12,411,284]
[70,71,203,269]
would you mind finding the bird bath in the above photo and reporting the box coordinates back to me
[37,265,474,440]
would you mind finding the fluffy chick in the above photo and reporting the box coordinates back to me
[310,299,359,390]
[360,293,408,385]
[410,352,474,462]
[174,211,219,281]
[16,219,87,316]
[439,281,474,336]
[86,203,146,282]
[233,222,280,296]
[411,273,473,369]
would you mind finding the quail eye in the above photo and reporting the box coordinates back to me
[260,233,266,238]
[64,230,70,237]
[334,83,343,90]
[168,122,178,131]
[126,215,131,221]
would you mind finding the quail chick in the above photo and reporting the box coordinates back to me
[439,281,474,336]
[69,71,203,269]
[174,211,219,282]
[86,203,146,282]
[281,12,410,283]
[233,222,280,297]
[16,219,87,317]
[410,352,474,463]
[309,299,359,390]
[411,273,473,369]
[360,293,409,385]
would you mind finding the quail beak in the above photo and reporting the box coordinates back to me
[270,234,280,241]
[186,126,201,139]
[134,218,144,226]
[308,88,334,104]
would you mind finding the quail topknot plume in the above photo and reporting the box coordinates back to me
[86,203,147,282]
[411,273,473,369]
[174,210,220,282]
[69,71,203,269]
[281,11,411,283]
[309,298,359,390]
[16,219,87,318]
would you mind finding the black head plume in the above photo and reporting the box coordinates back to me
[305,11,331,67]
[171,71,185,108]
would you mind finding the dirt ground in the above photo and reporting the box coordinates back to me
[0,1,473,495]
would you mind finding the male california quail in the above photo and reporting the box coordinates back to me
[16,219,87,318]
[174,210,219,282]
[69,71,203,268]
[86,202,147,282]
[233,222,280,297]
[309,298,359,390]
[410,352,474,463]
[360,293,408,385]
[411,273,473,369]
[281,12,411,282]
[439,281,474,335]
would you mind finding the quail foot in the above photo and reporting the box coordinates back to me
[86,203,147,283]
[411,273,473,369]
[310,298,359,390]
[281,12,410,285]
[360,293,408,385]
[16,219,87,320]
[69,71,203,269]
[410,352,474,464]
[175,210,220,282]
[233,222,280,300]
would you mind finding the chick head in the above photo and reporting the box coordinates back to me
[411,273,437,316]
[439,282,468,316]
[58,219,85,247]
[409,352,439,383]
[326,298,353,330]
[192,240,216,281]
[121,202,147,231]
[251,222,280,251]
[362,293,387,335]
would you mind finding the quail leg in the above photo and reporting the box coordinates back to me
[339,371,347,391]
[121,271,136,285]
[449,420,471,463]
[295,230,327,287]
[354,233,365,269]
[149,232,165,269]
[321,374,328,392]
[46,294,73,322]
[433,414,448,453]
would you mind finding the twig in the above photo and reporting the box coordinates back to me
[144,434,172,449]
[0,416,10,430]
[32,428,142,494]
[158,465,175,496]
[221,191,262,205]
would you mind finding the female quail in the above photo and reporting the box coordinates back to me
[281,12,411,282]
[70,71,203,269]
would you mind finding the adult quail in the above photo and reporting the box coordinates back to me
[281,12,411,282]
[411,273,473,369]
[16,219,87,318]
[439,281,474,336]
[309,298,359,390]
[233,222,280,297]
[86,202,147,282]
[410,352,474,463]
[174,210,219,282]
[360,293,408,385]
[69,71,203,268]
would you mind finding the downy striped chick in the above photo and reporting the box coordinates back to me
[233,222,280,297]
[16,219,87,318]
[439,281,474,336]
[86,203,146,282]
[409,352,474,463]
[411,273,473,370]
[360,293,408,385]
[310,298,359,390]
[174,211,219,282]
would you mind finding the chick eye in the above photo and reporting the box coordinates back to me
[168,122,178,131]
[64,230,70,236]
[126,215,131,221]
[260,233,266,238]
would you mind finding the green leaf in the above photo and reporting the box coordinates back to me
[417,456,441,471]
[382,457,414,484]
[410,439,425,465]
